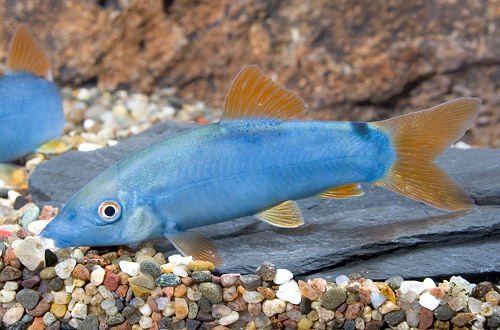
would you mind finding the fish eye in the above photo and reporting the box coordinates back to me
[98,200,122,222]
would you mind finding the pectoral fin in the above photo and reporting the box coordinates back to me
[316,183,364,199]
[164,224,223,267]
[255,200,304,228]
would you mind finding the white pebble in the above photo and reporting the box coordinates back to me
[274,269,293,285]
[90,267,106,286]
[480,302,493,316]
[3,282,18,291]
[119,261,141,276]
[3,303,24,325]
[68,318,81,329]
[139,315,153,329]
[399,281,426,295]
[469,297,483,314]
[276,280,301,304]
[28,220,50,235]
[0,290,16,303]
[42,293,53,303]
[7,190,21,204]
[106,306,118,316]
[419,292,440,310]
[335,275,350,285]
[168,254,193,265]
[243,290,265,303]
[14,236,46,271]
[71,302,87,319]
[101,298,116,309]
[161,300,175,317]
[139,303,152,316]
[77,88,92,101]
[423,278,436,289]
[78,142,103,152]
[54,291,71,304]
[262,298,287,317]
[83,119,96,131]
[172,265,189,277]
[98,285,113,299]
[156,297,170,310]
[55,259,77,279]
[370,291,387,308]
[450,276,473,297]
[219,311,240,326]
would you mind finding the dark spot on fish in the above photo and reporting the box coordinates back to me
[351,122,369,137]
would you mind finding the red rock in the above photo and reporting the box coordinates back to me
[104,271,120,291]
[221,274,240,287]
[345,302,364,320]
[38,205,58,220]
[16,228,34,239]
[116,285,129,298]
[277,312,289,322]
[72,264,90,281]
[359,287,371,305]
[211,275,222,285]
[26,299,51,317]
[227,295,248,311]
[117,320,132,330]
[248,303,261,316]
[420,307,434,330]
[162,286,174,298]
[283,319,297,328]
[147,295,161,313]
[150,322,159,330]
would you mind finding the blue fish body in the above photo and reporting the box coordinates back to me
[0,73,64,163]
[0,25,64,163]
[40,65,481,266]
[117,120,394,231]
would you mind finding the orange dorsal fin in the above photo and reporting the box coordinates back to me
[6,24,51,79]
[221,65,307,122]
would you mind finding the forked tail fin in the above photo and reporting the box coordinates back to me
[372,97,481,211]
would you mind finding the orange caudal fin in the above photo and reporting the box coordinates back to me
[373,97,481,211]
[6,24,51,79]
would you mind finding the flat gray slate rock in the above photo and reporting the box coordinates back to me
[30,121,500,281]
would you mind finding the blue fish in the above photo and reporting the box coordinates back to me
[0,25,64,163]
[40,65,481,266]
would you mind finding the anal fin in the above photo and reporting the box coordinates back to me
[315,183,364,199]
[164,225,223,267]
[255,200,304,228]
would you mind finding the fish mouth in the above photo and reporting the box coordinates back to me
[37,231,68,249]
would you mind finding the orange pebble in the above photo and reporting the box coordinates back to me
[174,284,187,298]
[237,285,246,294]
[162,286,174,298]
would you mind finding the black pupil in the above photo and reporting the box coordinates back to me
[104,205,116,217]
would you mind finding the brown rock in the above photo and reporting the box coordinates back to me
[26,299,51,317]
[38,205,58,220]
[365,321,385,330]
[72,264,90,281]
[151,312,163,323]
[84,254,110,267]
[221,274,240,287]
[345,302,364,320]
[419,307,434,330]
[451,313,475,327]
[147,295,161,313]
[257,287,276,300]
[150,322,159,330]
[0,266,22,281]
[103,271,120,291]
[434,320,451,330]
[174,284,187,298]
[117,320,132,330]
[16,228,34,239]
[223,286,238,302]
[283,319,297,328]
[181,277,192,286]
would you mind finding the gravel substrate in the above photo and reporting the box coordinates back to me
[0,88,499,330]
